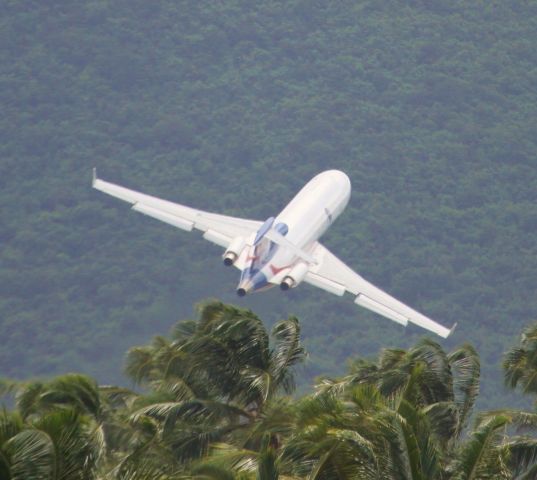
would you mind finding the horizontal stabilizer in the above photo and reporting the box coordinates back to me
[264,230,317,264]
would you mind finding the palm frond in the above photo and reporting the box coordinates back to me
[256,440,279,480]
[41,373,101,418]
[505,437,537,479]
[191,463,238,480]
[448,343,480,437]
[0,409,23,444]
[503,324,537,396]
[271,317,306,392]
[33,408,101,480]
[0,379,18,399]
[422,401,458,444]
[409,338,454,404]
[503,347,527,389]
[124,346,159,385]
[171,319,197,340]
[130,400,250,434]
[99,385,140,410]
[479,409,537,439]
[14,382,44,420]
[450,414,510,480]
[4,429,53,480]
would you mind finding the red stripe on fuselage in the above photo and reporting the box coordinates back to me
[270,264,291,275]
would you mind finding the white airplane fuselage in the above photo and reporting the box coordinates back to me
[237,170,351,295]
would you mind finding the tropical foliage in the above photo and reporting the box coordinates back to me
[504,324,537,399]
[1,0,537,410]
[2,301,537,479]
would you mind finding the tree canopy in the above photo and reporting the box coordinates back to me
[2,302,537,479]
[1,1,537,408]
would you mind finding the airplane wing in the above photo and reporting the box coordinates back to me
[306,242,455,338]
[92,170,262,256]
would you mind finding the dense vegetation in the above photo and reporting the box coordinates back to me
[3,301,537,479]
[1,1,537,408]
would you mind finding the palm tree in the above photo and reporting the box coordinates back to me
[9,373,144,479]
[503,323,537,397]
[125,301,305,410]
[0,407,101,479]
[291,335,537,480]
[447,407,537,480]
[186,434,286,480]
[283,338,530,479]
[119,300,306,473]
[500,322,537,477]
[284,384,395,479]
[317,339,480,448]
[8,306,537,479]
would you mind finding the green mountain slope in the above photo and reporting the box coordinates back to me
[1,1,537,408]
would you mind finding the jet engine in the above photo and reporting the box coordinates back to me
[222,236,246,266]
[280,262,309,290]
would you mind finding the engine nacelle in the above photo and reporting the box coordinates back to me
[222,236,246,266]
[280,262,309,290]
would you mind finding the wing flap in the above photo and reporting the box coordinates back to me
[304,272,346,296]
[132,203,194,231]
[355,294,408,326]
[203,229,230,248]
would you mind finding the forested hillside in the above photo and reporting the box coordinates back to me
[1,1,537,408]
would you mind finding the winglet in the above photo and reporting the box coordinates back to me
[92,167,97,186]
[448,322,458,337]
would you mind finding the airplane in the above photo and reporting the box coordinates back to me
[93,169,456,338]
